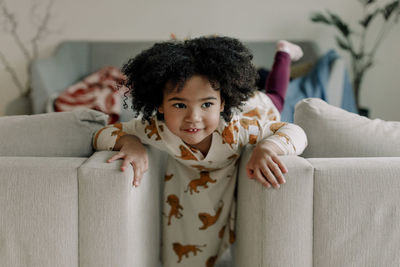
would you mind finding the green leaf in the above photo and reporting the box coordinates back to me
[335,36,350,51]
[382,0,399,20]
[328,11,351,36]
[362,61,374,72]
[310,12,331,24]
[359,10,379,28]
[358,0,376,5]
[355,52,364,60]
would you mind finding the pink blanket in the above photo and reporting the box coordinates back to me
[55,66,129,124]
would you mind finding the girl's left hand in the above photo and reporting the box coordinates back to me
[246,140,288,189]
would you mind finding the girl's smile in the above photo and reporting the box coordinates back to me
[184,128,201,133]
[158,75,224,156]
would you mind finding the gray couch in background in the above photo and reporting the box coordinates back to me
[2,97,400,267]
[29,40,320,120]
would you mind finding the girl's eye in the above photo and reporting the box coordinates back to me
[173,103,186,109]
[201,102,214,108]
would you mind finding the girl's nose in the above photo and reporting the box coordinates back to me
[185,108,201,122]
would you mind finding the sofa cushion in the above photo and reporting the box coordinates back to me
[309,157,400,267]
[0,108,108,157]
[294,98,400,157]
[0,157,85,266]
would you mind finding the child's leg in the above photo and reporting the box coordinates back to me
[265,52,291,113]
[265,41,303,113]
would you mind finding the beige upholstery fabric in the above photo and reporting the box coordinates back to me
[0,108,107,157]
[78,147,167,267]
[3,99,400,267]
[294,98,400,158]
[0,157,85,267]
[2,144,399,267]
[235,146,314,267]
[310,157,400,267]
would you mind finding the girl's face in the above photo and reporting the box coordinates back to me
[158,75,224,155]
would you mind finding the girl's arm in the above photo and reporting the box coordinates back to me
[107,134,148,187]
[260,122,308,156]
[92,118,165,187]
[245,122,308,189]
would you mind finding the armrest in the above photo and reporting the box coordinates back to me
[78,146,167,267]
[30,42,90,114]
[235,146,314,267]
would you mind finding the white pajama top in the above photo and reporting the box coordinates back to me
[93,91,307,267]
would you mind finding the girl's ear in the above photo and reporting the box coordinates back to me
[220,100,225,112]
[158,106,164,114]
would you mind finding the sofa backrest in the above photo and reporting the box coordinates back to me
[294,98,400,158]
[0,108,108,157]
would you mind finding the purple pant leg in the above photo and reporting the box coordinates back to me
[265,51,291,113]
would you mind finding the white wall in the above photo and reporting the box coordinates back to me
[1,0,399,120]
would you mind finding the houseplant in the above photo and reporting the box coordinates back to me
[310,0,400,116]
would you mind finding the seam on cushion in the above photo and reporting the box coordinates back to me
[77,165,80,267]
[79,110,109,126]
[312,163,315,267]
[77,156,94,267]
[74,110,108,144]
[260,177,264,267]
[76,159,85,267]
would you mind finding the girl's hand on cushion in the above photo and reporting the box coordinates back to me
[107,134,148,187]
[246,140,288,189]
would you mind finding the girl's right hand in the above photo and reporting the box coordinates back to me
[107,134,148,187]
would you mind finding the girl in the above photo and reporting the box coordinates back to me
[93,36,307,267]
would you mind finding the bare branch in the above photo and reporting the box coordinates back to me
[29,0,41,25]
[0,0,11,32]
[0,0,59,96]
[0,50,25,94]
[0,1,32,61]
[0,1,17,33]
[31,0,55,59]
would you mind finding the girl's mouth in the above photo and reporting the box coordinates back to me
[184,128,200,133]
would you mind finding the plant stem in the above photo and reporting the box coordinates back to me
[369,19,390,59]
[360,5,367,55]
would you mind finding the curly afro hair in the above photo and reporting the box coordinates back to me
[121,35,258,122]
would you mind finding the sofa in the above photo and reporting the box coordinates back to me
[30,40,328,121]
[237,98,400,267]
[1,97,400,267]
[0,108,168,267]
[30,40,360,125]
